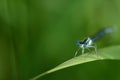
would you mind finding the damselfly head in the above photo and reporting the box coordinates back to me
[76,40,82,46]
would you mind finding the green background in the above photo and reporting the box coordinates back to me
[0,0,120,80]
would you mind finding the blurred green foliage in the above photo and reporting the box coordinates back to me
[0,0,120,80]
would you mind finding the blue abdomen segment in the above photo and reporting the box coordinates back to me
[91,27,113,42]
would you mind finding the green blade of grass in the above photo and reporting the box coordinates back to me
[31,45,120,80]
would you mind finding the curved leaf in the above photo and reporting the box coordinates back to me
[31,45,120,80]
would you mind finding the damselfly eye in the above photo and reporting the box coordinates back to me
[76,41,81,46]
[76,41,80,46]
